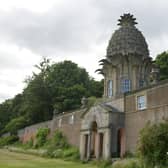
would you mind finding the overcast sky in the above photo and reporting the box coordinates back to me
[0,0,168,103]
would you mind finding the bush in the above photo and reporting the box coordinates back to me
[4,116,27,134]
[138,121,168,167]
[50,130,69,149]
[123,151,135,158]
[63,147,80,160]
[112,159,141,168]
[98,160,112,168]
[45,130,79,161]
[50,149,63,158]
[35,128,50,148]
[0,135,18,147]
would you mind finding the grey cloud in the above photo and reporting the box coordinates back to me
[0,0,168,103]
[0,0,168,58]
[92,0,168,37]
[0,2,101,56]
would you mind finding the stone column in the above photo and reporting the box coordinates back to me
[104,128,111,159]
[95,133,100,159]
[80,133,85,160]
[87,132,91,160]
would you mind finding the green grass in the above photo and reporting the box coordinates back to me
[0,149,97,168]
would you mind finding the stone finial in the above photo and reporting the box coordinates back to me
[81,97,88,108]
[118,13,137,26]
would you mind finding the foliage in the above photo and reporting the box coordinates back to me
[155,51,168,80]
[88,79,104,98]
[87,96,97,107]
[4,116,27,134]
[35,128,50,148]
[62,147,80,161]
[47,60,103,112]
[0,59,103,134]
[112,159,141,168]
[51,130,69,149]
[52,84,87,112]
[23,58,53,124]
[45,130,79,161]
[94,160,112,168]
[138,121,168,167]
[0,100,13,135]
[123,151,135,158]
[0,135,18,147]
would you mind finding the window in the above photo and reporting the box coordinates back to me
[69,115,74,124]
[139,80,144,88]
[121,79,131,93]
[107,80,113,97]
[137,95,146,110]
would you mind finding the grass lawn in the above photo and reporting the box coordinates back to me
[0,149,97,168]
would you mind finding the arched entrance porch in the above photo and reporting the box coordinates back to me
[81,121,105,160]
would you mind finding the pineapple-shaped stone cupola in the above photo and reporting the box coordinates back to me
[96,13,152,98]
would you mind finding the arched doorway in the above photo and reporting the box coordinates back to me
[117,128,125,158]
[90,121,97,158]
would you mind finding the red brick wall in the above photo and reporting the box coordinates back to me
[19,110,82,148]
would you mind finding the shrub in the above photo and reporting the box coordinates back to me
[63,147,80,160]
[50,130,69,149]
[35,128,50,148]
[51,149,63,158]
[4,116,27,134]
[98,160,112,168]
[0,135,18,147]
[45,130,79,161]
[27,138,34,148]
[138,121,168,167]
[123,151,135,158]
[112,159,141,168]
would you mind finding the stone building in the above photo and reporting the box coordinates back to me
[79,13,167,160]
[16,13,168,161]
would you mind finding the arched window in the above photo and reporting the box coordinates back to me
[107,80,113,98]
[121,79,131,93]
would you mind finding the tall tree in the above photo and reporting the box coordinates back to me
[155,51,168,80]
[46,61,91,112]
[23,58,53,124]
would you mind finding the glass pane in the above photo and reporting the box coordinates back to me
[107,80,113,97]
[121,79,131,93]
[137,95,146,110]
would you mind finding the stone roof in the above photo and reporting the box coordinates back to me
[107,13,149,58]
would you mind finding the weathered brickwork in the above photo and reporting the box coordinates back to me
[18,110,83,148]
[125,81,168,152]
[51,110,83,147]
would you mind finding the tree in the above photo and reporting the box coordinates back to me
[138,121,168,167]
[0,59,103,133]
[88,79,104,98]
[23,58,53,124]
[155,51,168,80]
[47,61,91,112]
[4,116,27,134]
[0,100,13,135]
